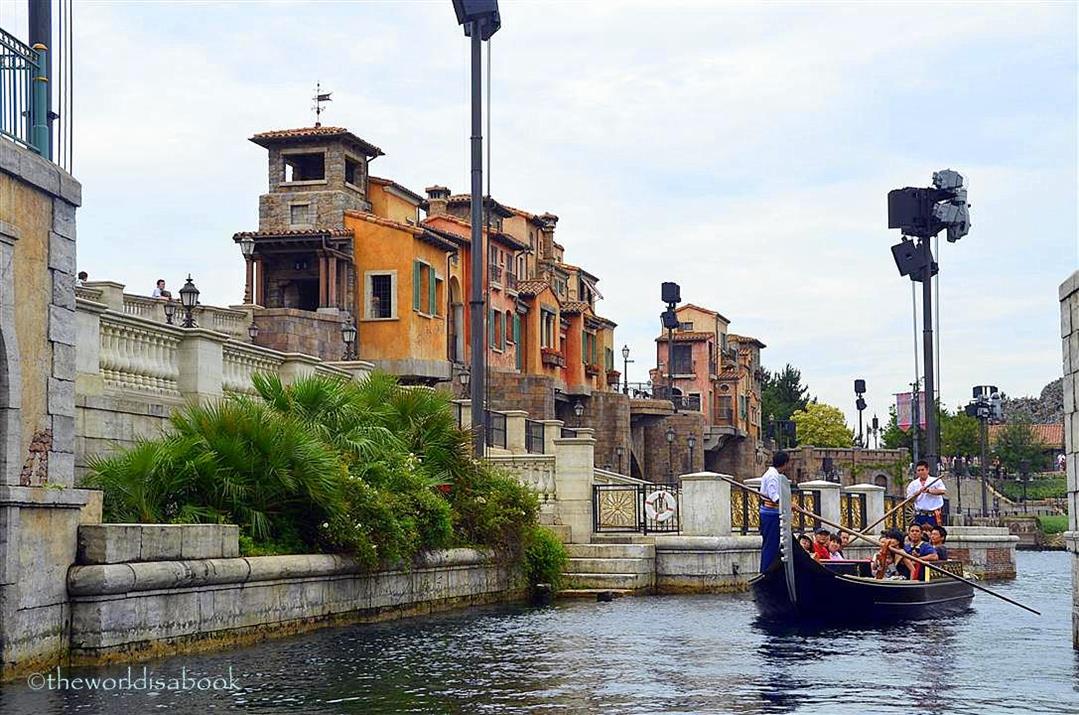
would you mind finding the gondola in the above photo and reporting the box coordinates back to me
[749,480,974,622]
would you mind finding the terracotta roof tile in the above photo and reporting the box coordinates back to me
[560,301,590,314]
[988,423,1064,448]
[516,280,551,296]
[249,126,384,157]
[656,331,713,343]
[233,227,353,239]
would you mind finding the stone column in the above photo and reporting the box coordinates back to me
[679,471,731,536]
[253,257,265,306]
[277,352,321,385]
[453,399,472,431]
[1059,270,1079,647]
[82,280,125,312]
[176,329,226,403]
[73,297,106,398]
[553,432,595,544]
[844,483,885,532]
[799,479,841,528]
[542,419,563,454]
[244,259,254,304]
[503,410,528,454]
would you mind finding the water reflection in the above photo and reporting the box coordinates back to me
[1,552,1076,714]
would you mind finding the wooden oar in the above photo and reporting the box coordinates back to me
[719,475,1041,616]
[853,475,944,540]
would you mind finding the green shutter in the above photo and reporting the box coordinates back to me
[428,269,437,314]
[412,261,421,311]
[581,331,587,364]
[489,308,495,344]
[500,313,506,351]
[514,315,522,370]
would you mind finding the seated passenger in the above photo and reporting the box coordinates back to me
[798,534,813,553]
[827,533,845,560]
[929,525,949,561]
[840,531,852,550]
[900,524,937,579]
[871,530,904,579]
[811,528,831,561]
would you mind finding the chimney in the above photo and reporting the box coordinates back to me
[426,185,450,216]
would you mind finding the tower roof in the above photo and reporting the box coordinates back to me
[250,126,384,158]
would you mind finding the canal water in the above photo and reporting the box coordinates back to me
[4,551,1077,714]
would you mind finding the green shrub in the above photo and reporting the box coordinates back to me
[1038,515,1068,534]
[523,526,568,589]
[994,476,1067,502]
[448,466,539,559]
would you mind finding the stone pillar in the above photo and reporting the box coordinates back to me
[542,419,563,454]
[176,329,226,403]
[453,399,472,431]
[800,480,841,528]
[318,254,328,308]
[253,257,265,306]
[324,360,375,383]
[503,410,528,454]
[1059,270,1079,647]
[244,258,254,304]
[73,297,106,398]
[82,280,124,311]
[844,483,885,532]
[678,471,731,536]
[553,432,595,544]
[276,352,321,385]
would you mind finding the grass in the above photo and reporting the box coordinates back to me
[1037,515,1068,535]
[994,476,1067,502]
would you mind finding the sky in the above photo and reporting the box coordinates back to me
[3,0,1075,427]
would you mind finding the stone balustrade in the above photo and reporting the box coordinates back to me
[488,454,557,502]
[222,341,286,395]
[98,313,182,397]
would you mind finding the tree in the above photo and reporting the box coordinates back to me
[991,419,1049,474]
[790,402,854,448]
[762,364,811,424]
[939,407,979,459]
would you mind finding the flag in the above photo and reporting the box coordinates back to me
[896,392,926,432]
[316,92,332,102]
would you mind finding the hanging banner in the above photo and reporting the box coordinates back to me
[896,392,926,432]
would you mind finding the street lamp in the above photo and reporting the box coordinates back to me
[179,275,199,328]
[768,412,777,449]
[665,425,676,482]
[615,445,625,475]
[965,385,999,517]
[854,379,866,448]
[453,0,501,458]
[661,282,680,410]
[573,400,584,427]
[162,299,177,326]
[687,434,697,472]
[247,321,259,342]
[239,235,256,304]
[871,414,880,449]
[621,344,633,395]
[341,313,357,360]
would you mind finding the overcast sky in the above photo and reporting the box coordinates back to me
[7,1,1075,426]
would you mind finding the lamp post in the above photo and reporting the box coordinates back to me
[621,344,633,395]
[687,434,696,473]
[1019,459,1031,514]
[341,313,357,360]
[453,0,501,457]
[239,235,256,304]
[660,282,680,410]
[966,385,998,517]
[854,379,866,448]
[247,321,259,342]
[162,299,177,326]
[573,400,584,428]
[179,275,199,328]
[615,445,625,475]
[665,426,676,482]
[871,414,880,449]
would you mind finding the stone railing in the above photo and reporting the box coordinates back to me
[222,341,285,395]
[98,312,181,397]
[488,454,557,502]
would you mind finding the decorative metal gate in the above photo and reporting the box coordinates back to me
[592,483,681,534]
[840,492,867,531]
[732,486,821,534]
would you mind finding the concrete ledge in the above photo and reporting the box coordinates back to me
[655,534,762,593]
[77,524,240,564]
[0,485,94,508]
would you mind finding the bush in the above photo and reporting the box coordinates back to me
[448,466,539,559]
[994,476,1067,502]
[523,526,568,589]
[1038,515,1068,534]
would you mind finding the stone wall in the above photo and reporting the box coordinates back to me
[707,435,763,481]
[785,445,909,493]
[638,412,706,484]
[582,391,631,475]
[67,524,522,664]
[1059,271,1079,647]
[254,307,348,362]
[487,370,556,420]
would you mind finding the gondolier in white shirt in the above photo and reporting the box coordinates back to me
[906,459,946,529]
[758,451,790,572]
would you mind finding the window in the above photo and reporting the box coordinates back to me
[679,321,694,331]
[672,344,693,374]
[412,261,440,315]
[605,347,614,371]
[366,272,396,319]
[739,395,748,420]
[490,308,504,351]
[505,310,515,343]
[283,152,325,182]
[289,204,310,226]
[514,314,522,370]
[541,308,556,348]
[582,331,597,365]
[345,155,362,186]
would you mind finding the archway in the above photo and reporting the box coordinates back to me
[447,277,463,363]
[874,474,888,488]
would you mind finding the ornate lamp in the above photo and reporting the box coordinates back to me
[247,321,259,341]
[341,313,357,360]
[179,275,199,328]
[687,433,697,472]
[573,400,584,426]
[162,299,177,326]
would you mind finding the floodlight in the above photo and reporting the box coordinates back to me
[452,0,500,40]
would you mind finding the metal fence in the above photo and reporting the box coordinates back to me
[0,27,47,155]
[592,483,681,534]
[525,419,544,454]
[883,495,904,531]
[840,492,867,531]
[732,486,821,534]
[485,410,506,449]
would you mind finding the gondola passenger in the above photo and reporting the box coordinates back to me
[758,451,790,572]
[798,534,813,553]
[900,524,937,580]
[872,530,904,580]
[929,525,949,561]
[811,529,831,561]
[827,533,845,560]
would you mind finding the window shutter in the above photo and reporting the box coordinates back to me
[581,331,587,364]
[412,261,421,310]
[500,313,506,351]
[514,315,522,370]
[489,308,496,344]
[428,269,437,314]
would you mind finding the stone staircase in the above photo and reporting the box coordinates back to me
[560,542,656,597]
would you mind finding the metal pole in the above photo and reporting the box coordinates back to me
[911,381,921,466]
[857,407,864,449]
[667,324,675,410]
[921,238,938,482]
[623,353,629,395]
[28,0,52,160]
[979,416,989,517]
[468,23,486,458]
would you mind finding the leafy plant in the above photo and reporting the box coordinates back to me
[523,526,568,589]
[790,402,854,448]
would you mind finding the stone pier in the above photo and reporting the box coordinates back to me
[1059,271,1079,648]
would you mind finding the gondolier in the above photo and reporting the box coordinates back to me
[905,459,946,528]
[758,451,790,572]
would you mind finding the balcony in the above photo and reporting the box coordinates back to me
[606,369,621,386]
[715,408,736,424]
[672,394,702,412]
[658,360,696,378]
[489,264,503,287]
[505,272,518,292]
[541,348,565,368]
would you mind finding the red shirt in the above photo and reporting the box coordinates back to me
[812,542,830,561]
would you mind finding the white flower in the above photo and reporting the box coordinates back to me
[321,522,329,529]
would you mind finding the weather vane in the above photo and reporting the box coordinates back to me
[312,82,332,127]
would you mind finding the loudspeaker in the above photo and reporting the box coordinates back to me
[854,379,866,394]
[661,309,680,330]
[661,282,681,305]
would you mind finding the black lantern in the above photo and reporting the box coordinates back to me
[687,434,697,472]
[239,236,255,259]
[162,299,177,326]
[341,314,357,360]
[573,400,584,427]
[615,445,625,474]
[621,344,633,395]
[665,425,676,482]
[247,322,259,341]
[179,275,199,328]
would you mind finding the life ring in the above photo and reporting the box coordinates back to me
[644,489,677,522]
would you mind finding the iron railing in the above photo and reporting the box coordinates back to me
[525,419,545,454]
[505,272,518,291]
[485,409,506,449]
[592,483,681,534]
[0,28,47,155]
[732,486,821,535]
[840,492,867,531]
[489,264,502,284]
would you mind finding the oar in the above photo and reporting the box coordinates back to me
[719,475,1041,616]
[853,475,944,541]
